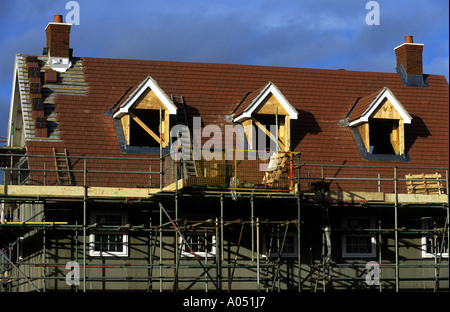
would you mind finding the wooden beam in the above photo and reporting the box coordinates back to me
[1,185,85,198]
[1,222,68,225]
[129,111,165,145]
[1,185,448,204]
[162,179,184,191]
[252,117,286,150]
[0,184,185,199]
[0,184,171,199]
[306,191,448,205]
[121,115,130,144]
[373,99,402,120]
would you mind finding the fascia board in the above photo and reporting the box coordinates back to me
[233,114,249,123]
[148,77,178,115]
[6,56,19,147]
[113,76,177,118]
[269,84,299,119]
[348,119,364,127]
[233,82,298,122]
[383,88,412,123]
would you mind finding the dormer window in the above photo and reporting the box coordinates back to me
[232,82,298,152]
[113,76,177,151]
[368,118,400,155]
[347,87,412,161]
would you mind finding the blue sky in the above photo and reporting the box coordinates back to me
[0,0,448,143]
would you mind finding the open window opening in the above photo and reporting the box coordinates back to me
[128,109,165,148]
[232,82,298,152]
[368,119,399,155]
[349,88,411,160]
[113,77,177,152]
[251,113,286,151]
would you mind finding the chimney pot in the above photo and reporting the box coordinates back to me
[53,15,63,23]
[405,35,413,43]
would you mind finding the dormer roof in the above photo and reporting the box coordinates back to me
[232,82,298,122]
[113,76,177,118]
[348,87,412,126]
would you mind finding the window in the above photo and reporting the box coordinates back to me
[421,217,448,259]
[348,88,412,160]
[89,212,128,257]
[368,119,399,155]
[113,76,178,151]
[342,216,376,258]
[128,109,165,147]
[232,82,298,152]
[251,114,286,151]
[180,233,216,258]
[263,231,298,258]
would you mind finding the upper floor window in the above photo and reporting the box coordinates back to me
[347,87,412,160]
[368,118,400,155]
[232,82,298,152]
[113,76,177,150]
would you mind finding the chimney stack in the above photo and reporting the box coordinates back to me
[394,36,427,87]
[45,15,73,72]
[45,15,72,58]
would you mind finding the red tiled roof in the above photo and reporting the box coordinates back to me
[232,83,269,118]
[24,57,449,188]
[348,88,382,123]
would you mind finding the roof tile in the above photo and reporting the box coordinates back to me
[24,57,449,188]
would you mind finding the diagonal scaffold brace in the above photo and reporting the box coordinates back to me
[0,249,40,292]
[158,202,218,290]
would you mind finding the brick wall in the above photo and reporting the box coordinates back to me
[395,44,423,76]
[46,23,71,58]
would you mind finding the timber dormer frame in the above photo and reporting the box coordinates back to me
[113,76,177,149]
[232,82,298,152]
[348,87,412,160]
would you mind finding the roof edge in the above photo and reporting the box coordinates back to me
[348,87,412,126]
[233,82,298,122]
[112,76,177,118]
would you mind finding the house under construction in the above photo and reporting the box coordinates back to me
[0,15,448,292]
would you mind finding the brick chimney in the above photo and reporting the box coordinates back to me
[45,15,72,58]
[394,36,427,87]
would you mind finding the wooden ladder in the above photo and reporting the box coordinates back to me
[172,95,189,129]
[53,148,72,185]
[171,95,198,179]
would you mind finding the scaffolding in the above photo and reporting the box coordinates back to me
[0,151,449,292]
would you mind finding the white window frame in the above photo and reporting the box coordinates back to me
[89,211,128,257]
[262,231,298,258]
[180,233,216,258]
[342,216,377,258]
[421,217,448,259]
